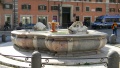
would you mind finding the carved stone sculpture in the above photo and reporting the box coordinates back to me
[68,21,88,34]
[33,22,46,31]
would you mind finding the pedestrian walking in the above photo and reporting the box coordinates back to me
[111,21,118,36]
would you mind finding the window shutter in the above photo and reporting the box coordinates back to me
[10,4,13,9]
[28,5,31,10]
[44,6,47,10]
[3,4,5,9]
[56,6,58,10]
[21,5,24,9]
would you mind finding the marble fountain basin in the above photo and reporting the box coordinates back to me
[11,29,107,52]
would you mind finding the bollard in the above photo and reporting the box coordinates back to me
[107,50,119,68]
[32,51,41,68]
[109,34,116,44]
[2,34,6,42]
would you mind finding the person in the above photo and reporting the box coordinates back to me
[16,22,23,30]
[111,21,118,36]
[4,21,11,31]
[19,22,23,27]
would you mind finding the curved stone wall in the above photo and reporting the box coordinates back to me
[11,29,107,52]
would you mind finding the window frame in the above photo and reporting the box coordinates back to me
[21,4,31,10]
[51,5,59,11]
[96,0,103,2]
[3,3,13,9]
[109,0,116,3]
[76,6,80,11]
[86,6,90,12]
[109,8,115,12]
[96,7,102,12]
[38,5,47,11]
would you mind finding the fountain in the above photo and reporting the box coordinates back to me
[11,21,107,56]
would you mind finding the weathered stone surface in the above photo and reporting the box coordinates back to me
[109,34,117,44]
[107,50,119,68]
[33,22,46,31]
[11,29,107,53]
[68,21,88,34]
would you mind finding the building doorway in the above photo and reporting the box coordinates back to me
[62,7,71,28]
[83,17,91,27]
[5,15,12,29]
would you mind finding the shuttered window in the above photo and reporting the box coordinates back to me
[3,4,13,9]
[51,6,58,10]
[21,4,31,10]
[38,5,47,10]
[96,8,102,12]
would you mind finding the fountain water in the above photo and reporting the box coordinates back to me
[11,21,107,56]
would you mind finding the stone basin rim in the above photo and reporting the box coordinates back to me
[11,29,108,37]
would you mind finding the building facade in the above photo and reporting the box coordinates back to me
[18,0,120,28]
[0,0,14,30]
[1,0,120,29]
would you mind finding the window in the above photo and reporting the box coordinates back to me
[21,16,32,25]
[109,0,116,3]
[37,16,48,28]
[76,6,80,11]
[74,0,82,1]
[38,5,47,10]
[86,7,90,12]
[96,8,102,12]
[105,18,120,22]
[51,6,58,10]
[3,4,13,9]
[21,4,31,10]
[53,16,57,22]
[96,0,102,2]
[76,16,79,21]
[84,0,91,2]
[109,8,115,12]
